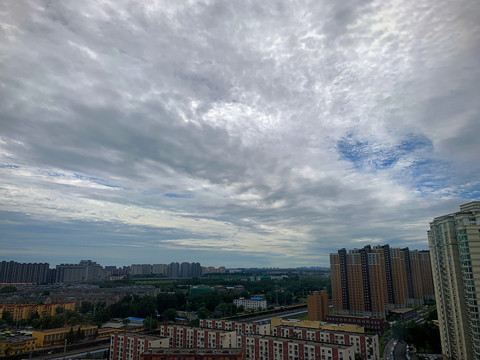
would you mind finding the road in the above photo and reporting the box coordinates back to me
[32,344,109,360]
[393,341,407,359]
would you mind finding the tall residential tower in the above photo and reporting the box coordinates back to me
[428,201,480,360]
[330,245,434,318]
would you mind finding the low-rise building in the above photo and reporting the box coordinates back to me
[241,334,354,360]
[307,290,328,321]
[160,324,357,360]
[200,319,270,335]
[110,333,169,360]
[325,315,389,334]
[0,302,75,322]
[140,348,244,360]
[159,325,237,349]
[0,335,36,357]
[32,324,97,347]
[233,297,267,311]
[272,325,380,360]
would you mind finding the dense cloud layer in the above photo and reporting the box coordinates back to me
[1,0,479,266]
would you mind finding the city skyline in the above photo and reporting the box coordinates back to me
[1,0,479,267]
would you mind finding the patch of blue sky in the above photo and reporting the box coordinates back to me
[337,133,433,171]
[72,172,123,189]
[164,193,194,199]
[0,164,20,169]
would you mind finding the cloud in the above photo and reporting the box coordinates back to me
[0,0,479,266]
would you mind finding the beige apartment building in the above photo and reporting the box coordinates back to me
[331,245,434,318]
[110,333,169,360]
[428,201,480,360]
[307,290,329,321]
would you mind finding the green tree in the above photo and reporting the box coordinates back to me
[2,311,14,326]
[198,307,209,319]
[122,318,130,328]
[143,316,158,330]
[0,286,17,293]
[80,301,94,314]
[66,327,75,344]
[163,308,177,321]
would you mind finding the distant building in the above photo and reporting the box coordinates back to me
[330,245,434,318]
[55,260,105,283]
[307,290,328,321]
[110,333,169,360]
[0,302,75,322]
[233,297,267,311]
[325,315,389,334]
[428,201,480,360]
[0,261,50,284]
[131,264,152,276]
[152,264,167,275]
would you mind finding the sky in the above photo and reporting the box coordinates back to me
[1,0,479,268]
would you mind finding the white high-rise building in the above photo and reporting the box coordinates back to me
[428,201,480,360]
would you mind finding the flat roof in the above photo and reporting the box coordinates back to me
[32,325,96,334]
[114,332,167,341]
[389,308,416,314]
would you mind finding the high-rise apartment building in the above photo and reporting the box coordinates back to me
[307,290,328,321]
[55,260,105,283]
[330,245,434,318]
[0,261,50,284]
[428,201,480,360]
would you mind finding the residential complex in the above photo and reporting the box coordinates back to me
[330,245,434,318]
[307,290,328,321]
[200,319,270,335]
[158,322,361,360]
[428,201,480,360]
[55,260,106,283]
[272,324,379,360]
[0,302,75,322]
[233,297,267,311]
[0,261,51,284]
[141,348,244,360]
[110,333,169,360]
[131,262,204,278]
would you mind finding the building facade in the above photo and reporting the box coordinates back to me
[0,261,50,284]
[55,260,105,283]
[110,333,169,360]
[331,245,434,318]
[140,348,244,360]
[233,298,267,311]
[200,319,270,335]
[32,325,97,347]
[325,315,389,334]
[159,325,237,349]
[307,290,328,321]
[0,302,75,322]
[272,325,379,360]
[159,324,356,360]
[428,201,480,360]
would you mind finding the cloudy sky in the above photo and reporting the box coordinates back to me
[1,0,479,268]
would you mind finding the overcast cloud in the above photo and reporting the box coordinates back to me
[1,0,479,267]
